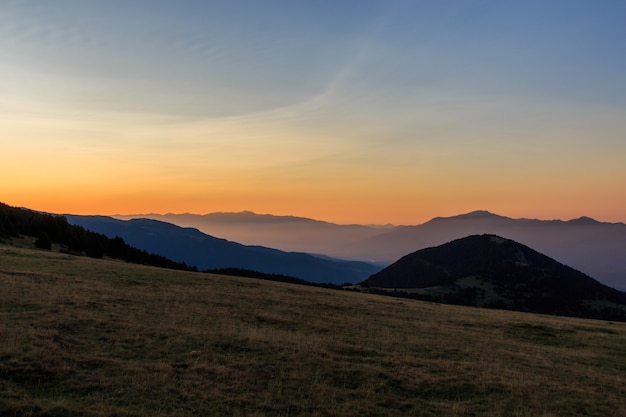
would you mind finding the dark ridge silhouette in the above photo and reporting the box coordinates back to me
[353,211,626,290]
[114,211,391,262]
[115,210,626,290]
[360,234,626,321]
[0,202,195,272]
[65,215,381,285]
[206,267,343,290]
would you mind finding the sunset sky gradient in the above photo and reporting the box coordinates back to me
[2,1,625,224]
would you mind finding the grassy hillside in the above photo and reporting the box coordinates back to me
[2,243,626,416]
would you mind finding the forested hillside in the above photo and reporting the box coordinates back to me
[0,202,194,271]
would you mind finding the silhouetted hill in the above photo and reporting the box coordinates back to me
[114,210,626,290]
[114,211,390,260]
[352,211,626,290]
[65,215,380,285]
[361,234,626,321]
[0,202,194,271]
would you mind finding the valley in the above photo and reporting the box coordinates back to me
[114,210,626,290]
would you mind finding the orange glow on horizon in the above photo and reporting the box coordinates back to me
[2,1,625,229]
[3,186,625,226]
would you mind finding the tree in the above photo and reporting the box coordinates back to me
[35,232,52,250]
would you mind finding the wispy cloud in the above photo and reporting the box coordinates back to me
[1,1,625,222]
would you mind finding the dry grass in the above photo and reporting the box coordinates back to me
[1,244,626,416]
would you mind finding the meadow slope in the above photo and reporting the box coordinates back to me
[1,242,626,417]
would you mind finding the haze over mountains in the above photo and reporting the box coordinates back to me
[5,200,626,321]
[114,211,392,258]
[65,215,380,285]
[116,210,626,290]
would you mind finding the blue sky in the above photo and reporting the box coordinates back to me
[1,0,625,223]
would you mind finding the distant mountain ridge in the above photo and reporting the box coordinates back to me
[114,211,391,259]
[66,215,381,285]
[358,210,626,290]
[114,210,626,290]
[361,234,626,321]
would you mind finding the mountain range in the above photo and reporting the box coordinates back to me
[6,201,626,321]
[360,234,626,321]
[115,210,626,290]
[114,211,391,258]
[65,215,380,285]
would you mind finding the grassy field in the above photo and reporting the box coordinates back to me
[2,242,626,417]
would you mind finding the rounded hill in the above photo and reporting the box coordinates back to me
[361,234,626,321]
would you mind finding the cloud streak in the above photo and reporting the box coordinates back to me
[1,1,625,223]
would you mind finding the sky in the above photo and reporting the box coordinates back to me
[1,0,625,225]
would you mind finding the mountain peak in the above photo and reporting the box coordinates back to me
[360,234,626,321]
[429,210,508,222]
[459,210,502,218]
[567,216,599,225]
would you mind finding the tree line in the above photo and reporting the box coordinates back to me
[0,202,351,288]
[0,202,196,272]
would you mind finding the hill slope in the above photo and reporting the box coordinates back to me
[352,211,626,290]
[65,215,380,284]
[361,234,626,321]
[2,244,626,417]
[114,211,389,258]
[115,210,626,290]
[0,202,193,271]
